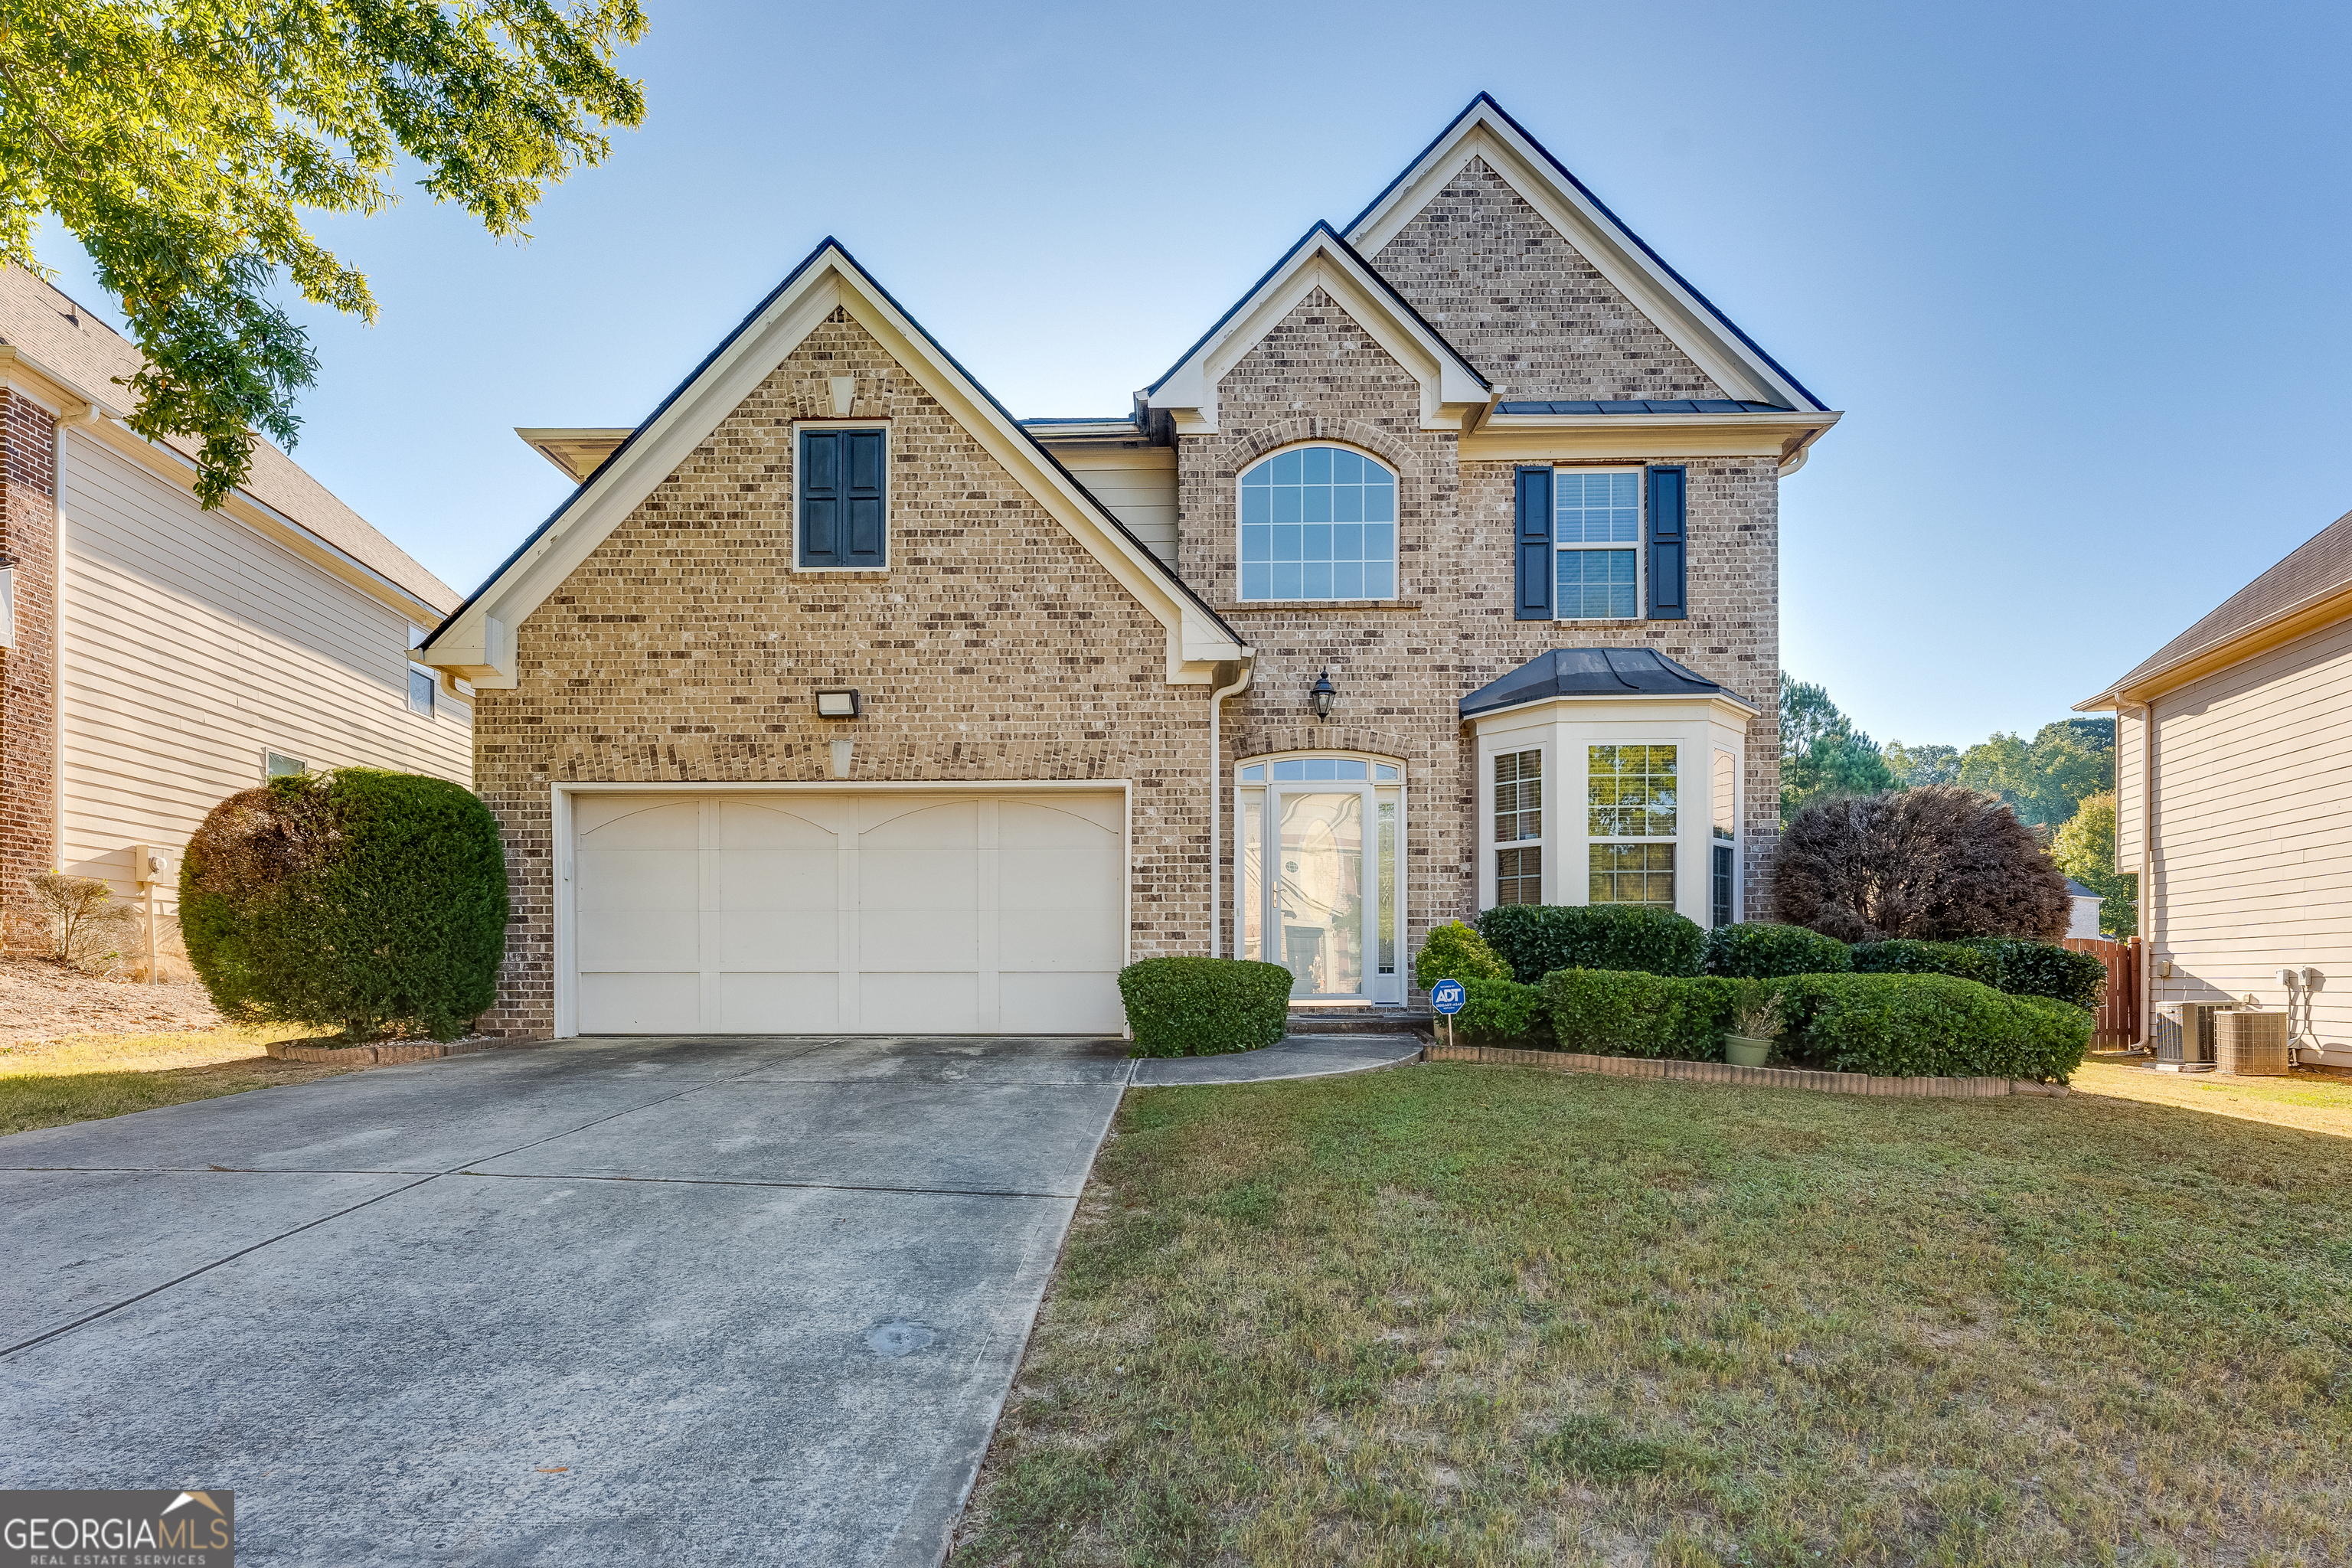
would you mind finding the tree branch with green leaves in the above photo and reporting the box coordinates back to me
[0,0,646,505]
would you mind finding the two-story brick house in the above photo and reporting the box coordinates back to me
[421,96,1838,1038]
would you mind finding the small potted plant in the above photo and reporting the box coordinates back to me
[1723,982,1783,1069]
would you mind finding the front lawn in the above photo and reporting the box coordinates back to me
[0,1025,369,1136]
[952,1066,2351,1566]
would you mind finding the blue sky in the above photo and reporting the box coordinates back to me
[34,0,2352,751]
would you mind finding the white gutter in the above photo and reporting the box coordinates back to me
[1207,660,1253,958]
[2137,701,2154,1048]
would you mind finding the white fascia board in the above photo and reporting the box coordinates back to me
[1348,111,1822,414]
[429,247,1244,689]
[1464,409,1841,465]
[1149,237,1486,437]
[1465,689,1762,727]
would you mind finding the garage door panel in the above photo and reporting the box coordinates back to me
[855,910,978,967]
[999,909,1122,970]
[860,848,976,911]
[577,851,700,913]
[715,911,838,968]
[1000,846,1121,913]
[580,972,700,1034]
[717,848,838,911]
[580,800,701,848]
[717,800,838,850]
[1000,799,1119,845]
[718,973,839,1033]
[1000,972,1123,1033]
[860,799,978,845]
[859,972,979,1034]
[579,913,701,970]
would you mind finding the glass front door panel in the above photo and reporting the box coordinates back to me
[1276,791,1364,998]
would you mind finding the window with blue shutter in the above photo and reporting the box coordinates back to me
[1645,465,1686,620]
[799,428,887,568]
[1514,466,1553,619]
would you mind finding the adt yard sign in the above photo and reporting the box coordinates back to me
[1430,979,1465,1014]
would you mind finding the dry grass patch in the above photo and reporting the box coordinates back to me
[0,1024,376,1136]
[2072,1058,2352,1139]
[952,1065,2352,1566]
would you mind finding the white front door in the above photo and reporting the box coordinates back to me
[568,790,1125,1034]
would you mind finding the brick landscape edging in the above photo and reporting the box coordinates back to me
[1425,1041,2069,1099]
[263,1038,544,1065]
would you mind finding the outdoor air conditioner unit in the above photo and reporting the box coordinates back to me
[2214,1008,2291,1076]
[2153,1001,2231,1071]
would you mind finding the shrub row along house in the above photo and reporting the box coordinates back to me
[0,266,469,972]
[417,96,1840,1038]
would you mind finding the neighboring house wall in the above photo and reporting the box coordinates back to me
[1370,157,1727,403]
[467,307,1214,1038]
[0,387,58,939]
[2139,615,2352,1060]
[56,430,471,960]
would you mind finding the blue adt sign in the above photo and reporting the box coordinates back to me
[1429,978,1466,1015]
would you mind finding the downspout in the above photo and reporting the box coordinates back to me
[2137,699,2154,1047]
[1207,658,1253,958]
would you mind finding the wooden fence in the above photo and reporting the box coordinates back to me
[2063,935,2140,1047]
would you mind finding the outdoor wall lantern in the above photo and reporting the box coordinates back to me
[1309,669,1338,723]
[815,689,861,719]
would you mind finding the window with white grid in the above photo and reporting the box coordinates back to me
[1588,743,1677,906]
[1554,469,1642,619]
[1494,750,1543,905]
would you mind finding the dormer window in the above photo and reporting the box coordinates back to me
[1237,445,1397,601]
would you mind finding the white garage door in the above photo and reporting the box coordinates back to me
[569,791,1126,1034]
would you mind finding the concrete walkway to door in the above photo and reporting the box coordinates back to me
[0,1034,1129,1567]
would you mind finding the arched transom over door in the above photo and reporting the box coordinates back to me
[570,791,1126,1034]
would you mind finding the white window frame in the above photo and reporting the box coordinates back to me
[1584,740,1681,910]
[1488,745,1546,909]
[789,420,892,573]
[1233,751,1407,1004]
[1710,746,1740,926]
[265,750,306,779]
[1233,442,1401,604]
[1552,465,1645,623]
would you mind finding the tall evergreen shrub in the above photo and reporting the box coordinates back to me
[181,769,508,1039]
[1701,922,1851,978]
[1476,904,1704,982]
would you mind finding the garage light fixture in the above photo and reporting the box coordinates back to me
[1309,669,1338,723]
[815,689,861,719]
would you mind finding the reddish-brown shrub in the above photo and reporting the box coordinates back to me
[1773,786,2070,943]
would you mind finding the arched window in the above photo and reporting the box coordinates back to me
[1237,445,1397,601]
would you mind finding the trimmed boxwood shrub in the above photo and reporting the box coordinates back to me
[1964,939,2108,1012]
[1776,972,2090,1083]
[1850,939,1996,985]
[1413,920,1511,990]
[1118,956,1292,1057]
[1478,904,1704,983]
[1455,976,1547,1041]
[181,768,508,1040]
[1541,969,1741,1060]
[1701,922,1851,979]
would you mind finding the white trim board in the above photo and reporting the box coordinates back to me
[426,243,1246,690]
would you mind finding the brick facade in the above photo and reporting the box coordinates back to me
[0,387,57,929]
[469,309,1215,1037]
[1179,290,1779,973]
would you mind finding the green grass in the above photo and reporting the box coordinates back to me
[952,1066,2352,1566]
[0,1024,362,1136]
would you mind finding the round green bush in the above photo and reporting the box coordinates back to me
[1413,920,1510,990]
[181,768,509,1040]
[1475,903,1704,982]
[1962,939,2109,1011]
[1701,922,1851,978]
[1851,939,1996,985]
[1118,956,1292,1057]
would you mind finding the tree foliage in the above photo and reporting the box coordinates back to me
[1953,722,2113,827]
[2053,789,2138,937]
[1779,674,1896,819]
[1775,786,2072,943]
[1882,740,1960,789]
[1,0,647,505]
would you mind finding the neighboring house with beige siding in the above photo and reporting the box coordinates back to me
[0,266,468,972]
[2077,507,2352,1067]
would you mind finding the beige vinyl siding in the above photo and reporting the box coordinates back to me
[56,429,470,921]
[1056,448,1177,566]
[2141,612,2352,1062]
[2115,707,2143,872]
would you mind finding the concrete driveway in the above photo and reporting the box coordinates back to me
[0,1034,1130,1566]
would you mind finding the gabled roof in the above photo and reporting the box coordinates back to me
[1140,222,1490,436]
[421,240,1246,688]
[0,265,459,614]
[1348,95,1827,415]
[2077,506,2352,709]
[1459,647,1759,720]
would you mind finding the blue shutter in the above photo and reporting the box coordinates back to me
[1645,465,1686,620]
[801,430,887,567]
[1514,466,1553,620]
